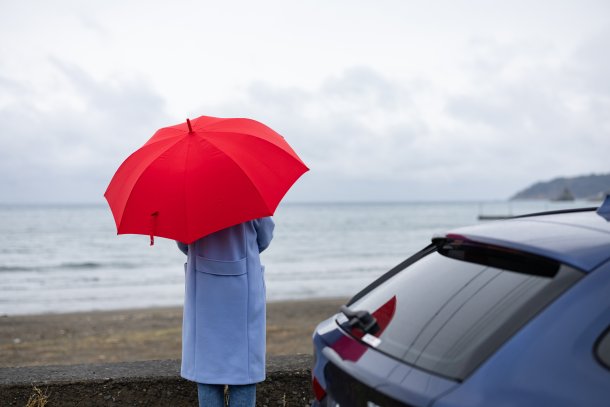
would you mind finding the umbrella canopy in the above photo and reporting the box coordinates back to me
[104,115,308,244]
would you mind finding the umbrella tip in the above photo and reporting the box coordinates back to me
[186,118,193,133]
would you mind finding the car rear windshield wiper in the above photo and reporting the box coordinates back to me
[340,305,380,335]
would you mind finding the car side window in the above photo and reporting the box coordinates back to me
[596,327,610,370]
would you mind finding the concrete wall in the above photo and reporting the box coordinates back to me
[0,354,313,406]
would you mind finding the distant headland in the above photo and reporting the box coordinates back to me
[511,173,610,201]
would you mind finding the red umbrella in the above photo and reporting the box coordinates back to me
[104,115,308,244]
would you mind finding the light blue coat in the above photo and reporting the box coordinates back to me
[177,217,274,384]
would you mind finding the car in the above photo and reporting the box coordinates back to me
[311,198,610,407]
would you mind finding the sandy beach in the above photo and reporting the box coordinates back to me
[0,298,347,368]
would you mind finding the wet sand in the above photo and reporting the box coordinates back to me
[0,298,347,368]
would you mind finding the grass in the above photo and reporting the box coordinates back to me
[25,386,49,407]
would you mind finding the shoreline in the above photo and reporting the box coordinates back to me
[0,297,347,368]
[0,296,348,318]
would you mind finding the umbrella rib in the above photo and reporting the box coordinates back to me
[202,128,305,166]
[113,136,186,230]
[183,135,192,242]
[204,133,307,213]
[202,136,274,213]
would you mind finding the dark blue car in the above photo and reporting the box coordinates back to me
[311,199,610,406]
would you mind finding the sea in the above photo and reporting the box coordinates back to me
[0,200,595,316]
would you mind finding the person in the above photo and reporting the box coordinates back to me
[177,217,275,407]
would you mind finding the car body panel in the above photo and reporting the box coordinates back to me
[312,317,458,406]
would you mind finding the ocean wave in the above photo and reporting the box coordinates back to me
[0,265,34,272]
[58,261,143,270]
[0,262,142,273]
[59,262,107,269]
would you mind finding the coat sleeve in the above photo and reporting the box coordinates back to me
[254,217,274,253]
[176,241,188,255]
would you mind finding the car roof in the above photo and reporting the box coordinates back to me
[442,206,610,272]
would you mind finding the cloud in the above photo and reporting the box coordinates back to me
[1,22,609,203]
[192,32,610,201]
[0,60,170,203]
[201,67,427,176]
[444,30,610,186]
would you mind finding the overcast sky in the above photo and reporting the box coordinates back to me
[1,0,609,203]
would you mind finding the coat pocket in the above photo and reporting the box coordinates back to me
[195,255,247,276]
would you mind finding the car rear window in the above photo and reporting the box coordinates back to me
[343,241,583,381]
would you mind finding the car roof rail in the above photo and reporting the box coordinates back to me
[512,206,598,219]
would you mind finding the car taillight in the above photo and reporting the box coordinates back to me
[312,376,326,402]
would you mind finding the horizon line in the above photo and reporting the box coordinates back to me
[0,198,597,207]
